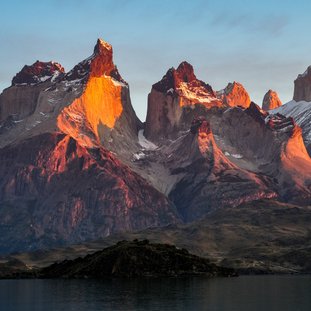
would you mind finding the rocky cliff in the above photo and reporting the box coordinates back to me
[144,61,222,142]
[165,116,276,221]
[217,81,251,108]
[0,39,177,254]
[262,90,282,111]
[218,103,311,203]
[0,39,141,155]
[293,66,311,102]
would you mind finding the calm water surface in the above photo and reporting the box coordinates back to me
[0,275,310,311]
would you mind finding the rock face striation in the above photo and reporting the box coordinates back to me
[293,66,311,102]
[262,90,282,111]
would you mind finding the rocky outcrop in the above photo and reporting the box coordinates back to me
[57,39,141,152]
[262,90,282,111]
[293,66,311,102]
[218,103,311,203]
[0,61,65,123]
[217,82,251,108]
[144,61,222,142]
[39,240,236,278]
[164,116,277,221]
[273,100,311,155]
[272,66,311,155]
[0,39,141,156]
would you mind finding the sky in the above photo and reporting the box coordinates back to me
[1,0,311,120]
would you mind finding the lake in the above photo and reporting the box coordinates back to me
[0,275,310,311]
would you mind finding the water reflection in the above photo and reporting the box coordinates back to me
[1,276,311,311]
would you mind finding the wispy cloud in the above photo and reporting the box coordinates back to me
[211,11,290,37]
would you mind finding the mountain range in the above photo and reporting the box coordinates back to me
[1,38,311,260]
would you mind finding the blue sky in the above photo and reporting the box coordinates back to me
[1,0,311,120]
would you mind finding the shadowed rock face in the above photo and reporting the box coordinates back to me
[218,103,311,203]
[144,62,222,142]
[262,90,282,111]
[0,133,179,254]
[165,116,277,221]
[293,66,311,102]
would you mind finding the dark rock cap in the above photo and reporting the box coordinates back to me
[12,61,64,86]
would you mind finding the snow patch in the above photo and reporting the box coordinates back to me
[232,154,243,159]
[177,82,216,104]
[133,152,146,160]
[51,71,61,82]
[98,39,112,51]
[224,151,243,159]
[39,76,51,82]
[110,77,128,88]
[138,129,157,150]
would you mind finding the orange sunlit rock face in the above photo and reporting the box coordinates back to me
[281,125,311,184]
[57,75,123,147]
[90,39,114,77]
[262,90,282,111]
[220,82,251,108]
[57,38,126,147]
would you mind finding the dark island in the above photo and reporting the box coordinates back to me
[1,240,237,279]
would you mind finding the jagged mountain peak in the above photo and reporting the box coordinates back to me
[94,38,113,54]
[152,61,213,94]
[0,38,140,154]
[175,61,197,83]
[57,38,139,150]
[297,65,311,79]
[218,81,251,108]
[12,60,65,86]
[293,65,311,102]
[65,38,126,84]
[152,61,194,93]
[262,89,282,111]
[145,62,222,142]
